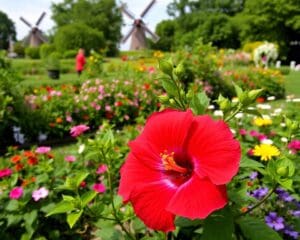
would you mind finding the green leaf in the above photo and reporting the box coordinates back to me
[62,195,76,202]
[175,217,202,227]
[81,191,97,207]
[238,216,282,240]
[244,108,262,117]
[190,91,210,115]
[46,201,75,217]
[74,171,89,188]
[233,83,243,98]
[161,78,178,98]
[202,207,234,240]
[67,210,83,228]
[240,157,266,174]
[6,199,19,211]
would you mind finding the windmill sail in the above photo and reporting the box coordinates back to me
[120,0,159,50]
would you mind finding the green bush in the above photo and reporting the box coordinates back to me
[54,23,105,54]
[44,52,61,70]
[40,43,56,59]
[13,41,25,57]
[25,47,40,59]
[63,49,77,59]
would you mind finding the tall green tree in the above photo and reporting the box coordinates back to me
[0,11,16,50]
[51,0,121,56]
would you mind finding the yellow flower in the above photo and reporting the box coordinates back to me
[253,117,272,127]
[253,144,280,161]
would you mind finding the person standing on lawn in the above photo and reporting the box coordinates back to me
[75,48,86,77]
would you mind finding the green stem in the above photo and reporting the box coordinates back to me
[224,106,242,122]
[237,185,277,218]
[101,149,136,240]
[171,75,186,110]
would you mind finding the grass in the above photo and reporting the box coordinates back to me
[284,70,300,97]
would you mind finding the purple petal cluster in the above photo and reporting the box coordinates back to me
[284,225,299,239]
[251,187,269,199]
[276,188,294,202]
[265,212,285,231]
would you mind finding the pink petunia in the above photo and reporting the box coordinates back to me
[32,187,49,201]
[0,168,13,178]
[64,155,76,162]
[70,124,90,137]
[96,164,108,174]
[9,186,23,199]
[93,183,106,193]
[35,146,51,154]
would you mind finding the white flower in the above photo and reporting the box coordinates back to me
[235,113,244,119]
[281,137,288,143]
[257,104,272,110]
[280,123,286,127]
[261,139,273,145]
[292,98,300,102]
[208,105,215,110]
[78,144,85,154]
[213,110,223,117]
[267,96,276,101]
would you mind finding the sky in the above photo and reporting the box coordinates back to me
[0,0,173,50]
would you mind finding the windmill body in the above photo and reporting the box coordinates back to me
[20,12,47,47]
[121,0,160,50]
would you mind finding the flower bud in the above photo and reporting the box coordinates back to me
[174,63,184,78]
[169,98,175,105]
[276,166,289,177]
[248,89,264,102]
[219,98,231,111]
[159,59,173,76]
[158,95,169,103]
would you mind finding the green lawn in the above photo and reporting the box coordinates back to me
[284,70,300,97]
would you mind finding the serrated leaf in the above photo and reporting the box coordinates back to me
[46,201,75,217]
[202,207,234,240]
[81,191,97,207]
[240,158,265,172]
[67,210,83,228]
[238,216,282,240]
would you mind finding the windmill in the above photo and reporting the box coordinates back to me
[121,0,160,50]
[20,12,48,47]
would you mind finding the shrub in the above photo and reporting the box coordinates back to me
[39,43,56,59]
[13,41,25,57]
[25,47,40,59]
[44,52,60,70]
[63,49,77,59]
[54,23,105,54]
[242,41,264,54]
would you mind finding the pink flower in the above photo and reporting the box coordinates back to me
[239,129,247,136]
[9,187,23,199]
[96,164,108,174]
[288,139,300,154]
[70,124,90,137]
[65,155,76,162]
[0,168,13,178]
[35,146,51,154]
[93,183,106,193]
[66,115,73,122]
[32,187,49,201]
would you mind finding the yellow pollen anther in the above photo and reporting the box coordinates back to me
[161,150,187,174]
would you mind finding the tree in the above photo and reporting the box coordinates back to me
[52,0,121,56]
[0,11,16,50]
[54,22,105,54]
[151,20,177,51]
[234,0,300,60]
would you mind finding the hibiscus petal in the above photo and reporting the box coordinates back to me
[167,175,227,219]
[118,153,162,202]
[139,109,194,154]
[129,181,176,232]
[188,115,241,185]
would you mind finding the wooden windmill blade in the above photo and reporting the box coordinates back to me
[140,0,156,18]
[122,26,136,43]
[20,17,32,28]
[141,22,160,43]
[120,4,135,20]
[35,12,46,26]
[35,30,47,43]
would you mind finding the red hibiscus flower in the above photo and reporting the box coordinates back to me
[118,109,240,232]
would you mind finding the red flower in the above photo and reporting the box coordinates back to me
[118,110,240,232]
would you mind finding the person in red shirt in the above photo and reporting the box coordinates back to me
[75,48,86,77]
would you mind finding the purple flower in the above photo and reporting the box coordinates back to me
[284,225,299,239]
[291,210,300,217]
[249,171,258,180]
[265,212,285,231]
[276,188,294,202]
[251,187,269,199]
